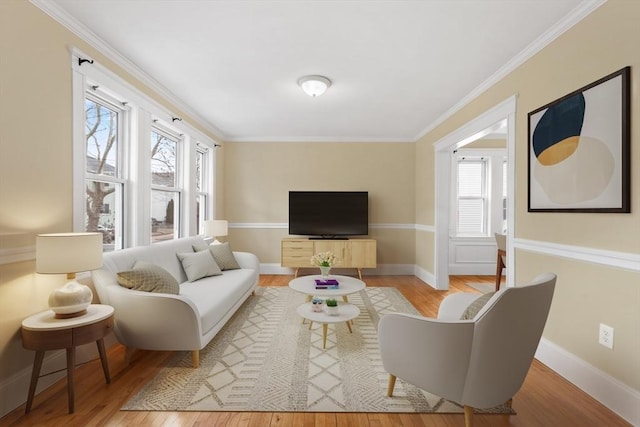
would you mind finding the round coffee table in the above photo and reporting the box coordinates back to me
[289,274,366,302]
[296,302,360,349]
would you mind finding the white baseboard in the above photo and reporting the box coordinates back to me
[259,263,416,276]
[0,334,118,418]
[535,337,640,426]
[414,265,437,289]
[448,264,497,276]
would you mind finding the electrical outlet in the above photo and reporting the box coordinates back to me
[598,323,614,349]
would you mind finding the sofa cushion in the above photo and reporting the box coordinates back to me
[460,292,496,320]
[117,261,179,294]
[177,250,222,282]
[209,242,241,270]
[179,268,257,334]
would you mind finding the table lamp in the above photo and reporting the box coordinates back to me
[36,232,103,318]
[204,219,228,245]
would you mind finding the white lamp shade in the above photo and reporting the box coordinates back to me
[204,220,228,238]
[298,75,331,97]
[36,232,103,275]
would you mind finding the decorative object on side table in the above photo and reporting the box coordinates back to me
[325,298,339,315]
[311,297,324,312]
[36,232,103,318]
[310,251,340,279]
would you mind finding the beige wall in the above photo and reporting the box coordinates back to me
[1,0,638,413]
[415,0,640,389]
[0,1,219,389]
[223,142,416,265]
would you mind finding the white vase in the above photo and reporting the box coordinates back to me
[325,305,339,316]
[319,266,331,278]
[48,281,93,317]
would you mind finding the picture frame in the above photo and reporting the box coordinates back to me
[527,66,630,213]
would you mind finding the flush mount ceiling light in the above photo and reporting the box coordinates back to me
[298,75,331,97]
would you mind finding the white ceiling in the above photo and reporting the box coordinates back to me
[42,0,596,142]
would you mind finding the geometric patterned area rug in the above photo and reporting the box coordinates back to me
[122,286,513,414]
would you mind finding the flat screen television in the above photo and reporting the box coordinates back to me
[288,191,368,239]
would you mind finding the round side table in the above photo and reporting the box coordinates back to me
[21,304,114,414]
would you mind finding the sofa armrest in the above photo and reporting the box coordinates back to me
[106,285,204,351]
[233,251,260,271]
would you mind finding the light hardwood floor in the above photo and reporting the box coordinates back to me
[2,275,630,427]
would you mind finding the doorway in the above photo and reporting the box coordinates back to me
[433,96,516,290]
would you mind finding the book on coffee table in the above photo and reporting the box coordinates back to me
[314,278,340,289]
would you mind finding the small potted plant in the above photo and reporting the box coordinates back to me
[311,297,324,312]
[325,298,339,315]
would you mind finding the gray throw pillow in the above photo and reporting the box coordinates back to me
[209,242,241,270]
[460,292,496,320]
[117,261,179,294]
[192,240,209,252]
[177,250,222,282]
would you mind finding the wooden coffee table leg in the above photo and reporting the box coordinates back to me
[346,320,353,333]
[322,324,328,349]
[25,350,45,414]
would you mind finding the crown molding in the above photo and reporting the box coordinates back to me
[413,0,607,141]
[29,0,227,141]
[225,136,415,143]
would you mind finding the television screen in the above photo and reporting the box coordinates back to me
[289,191,368,238]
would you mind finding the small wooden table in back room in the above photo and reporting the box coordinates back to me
[21,304,114,414]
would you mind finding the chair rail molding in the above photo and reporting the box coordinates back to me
[515,238,640,272]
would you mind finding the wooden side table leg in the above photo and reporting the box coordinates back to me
[96,338,111,384]
[66,347,75,414]
[25,350,45,414]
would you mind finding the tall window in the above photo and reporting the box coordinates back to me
[195,146,209,235]
[73,52,217,250]
[454,149,507,237]
[150,128,181,243]
[456,159,487,235]
[84,94,126,251]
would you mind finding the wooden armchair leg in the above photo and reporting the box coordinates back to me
[386,374,397,397]
[464,405,474,427]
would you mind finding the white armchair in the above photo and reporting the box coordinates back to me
[378,273,556,427]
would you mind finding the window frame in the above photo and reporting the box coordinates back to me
[72,48,218,250]
[455,157,488,236]
[452,148,507,238]
[150,124,183,243]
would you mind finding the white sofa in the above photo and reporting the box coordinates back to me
[91,236,259,367]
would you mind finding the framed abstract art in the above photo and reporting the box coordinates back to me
[527,66,630,212]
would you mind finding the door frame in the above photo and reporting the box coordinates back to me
[433,95,517,290]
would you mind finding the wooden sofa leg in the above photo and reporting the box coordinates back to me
[192,350,200,368]
[386,374,396,397]
[464,405,474,427]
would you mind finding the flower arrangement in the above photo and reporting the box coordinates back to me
[310,251,340,267]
